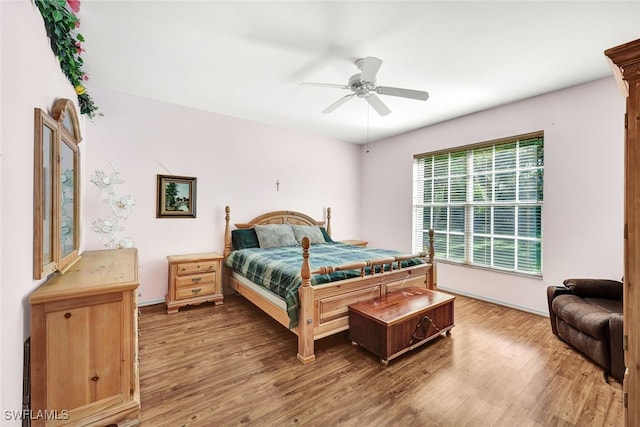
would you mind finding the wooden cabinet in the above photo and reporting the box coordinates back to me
[29,248,140,427]
[606,38,640,425]
[166,252,223,314]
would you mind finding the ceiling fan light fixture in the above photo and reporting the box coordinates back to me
[301,56,429,116]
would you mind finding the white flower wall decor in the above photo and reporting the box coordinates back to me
[90,164,136,249]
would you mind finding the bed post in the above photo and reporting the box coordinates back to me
[224,206,232,258]
[297,237,316,364]
[222,206,232,293]
[326,207,332,236]
[428,229,437,289]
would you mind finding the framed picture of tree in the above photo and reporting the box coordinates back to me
[156,175,197,218]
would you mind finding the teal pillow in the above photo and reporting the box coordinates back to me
[320,227,334,243]
[231,228,259,250]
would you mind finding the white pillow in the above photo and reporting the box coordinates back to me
[254,223,298,249]
[290,224,326,245]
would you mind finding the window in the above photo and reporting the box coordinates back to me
[413,132,543,275]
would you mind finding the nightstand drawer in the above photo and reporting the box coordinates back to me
[176,272,216,289]
[176,260,217,276]
[176,283,216,299]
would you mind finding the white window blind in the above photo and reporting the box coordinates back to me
[413,132,543,275]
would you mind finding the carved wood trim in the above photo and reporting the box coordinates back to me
[51,98,82,142]
[606,39,640,81]
[234,209,326,229]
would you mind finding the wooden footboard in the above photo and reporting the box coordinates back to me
[222,206,436,364]
[296,236,434,363]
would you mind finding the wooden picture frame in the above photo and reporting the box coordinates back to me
[156,175,197,218]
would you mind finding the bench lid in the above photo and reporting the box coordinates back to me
[348,287,455,326]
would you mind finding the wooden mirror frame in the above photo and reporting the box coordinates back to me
[33,99,82,279]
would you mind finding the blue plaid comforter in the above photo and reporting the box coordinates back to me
[225,243,425,328]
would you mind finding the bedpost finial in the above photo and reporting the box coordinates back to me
[224,206,232,258]
[428,229,435,262]
[301,237,311,285]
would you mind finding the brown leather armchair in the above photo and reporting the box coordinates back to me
[547,278,624,383]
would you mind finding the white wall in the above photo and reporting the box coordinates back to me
[361,77,625,315]
[1,1,80,424]
[82,87,361,304]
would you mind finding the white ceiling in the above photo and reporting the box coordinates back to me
[77,1,640,144]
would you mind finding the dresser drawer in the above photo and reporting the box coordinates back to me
[176,272,216,289]
[176,283,216,299]
[176,260,218,276]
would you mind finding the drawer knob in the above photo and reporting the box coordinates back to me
[64,312,72,319]
[91,376,99,382]
[192,277,202,283]
[192,288,202,294]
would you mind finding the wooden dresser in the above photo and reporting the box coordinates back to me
[166,252,224,314]
[29,248,140,427]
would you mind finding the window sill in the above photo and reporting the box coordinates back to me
[435,258,543,280]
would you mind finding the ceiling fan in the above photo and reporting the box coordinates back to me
[300,56,429,116]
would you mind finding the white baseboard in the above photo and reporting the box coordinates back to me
[437,286,549,318]
[138,298,165,307]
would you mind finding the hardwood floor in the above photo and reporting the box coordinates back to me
[138,293,623,426]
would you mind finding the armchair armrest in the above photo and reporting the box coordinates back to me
[547,286,573,336]
[563,278,623,301]
[609,313,625,383]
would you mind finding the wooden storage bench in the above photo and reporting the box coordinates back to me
[348,287,455,364]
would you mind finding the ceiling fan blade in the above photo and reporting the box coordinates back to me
[376,86,430,101]
[300,82,349,89]
[366,93,391,116]
[359,56,383,82]
[322,93,356,114]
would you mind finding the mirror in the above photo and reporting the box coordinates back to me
[59,136,79,263]
[33,99,82,279]
[53,99,81,272]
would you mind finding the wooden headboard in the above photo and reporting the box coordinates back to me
[223,206,331,257]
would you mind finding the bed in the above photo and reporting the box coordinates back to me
[222,206,436,363]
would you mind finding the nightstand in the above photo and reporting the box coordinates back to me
[340,239,368,247]
[166,252,224,314]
